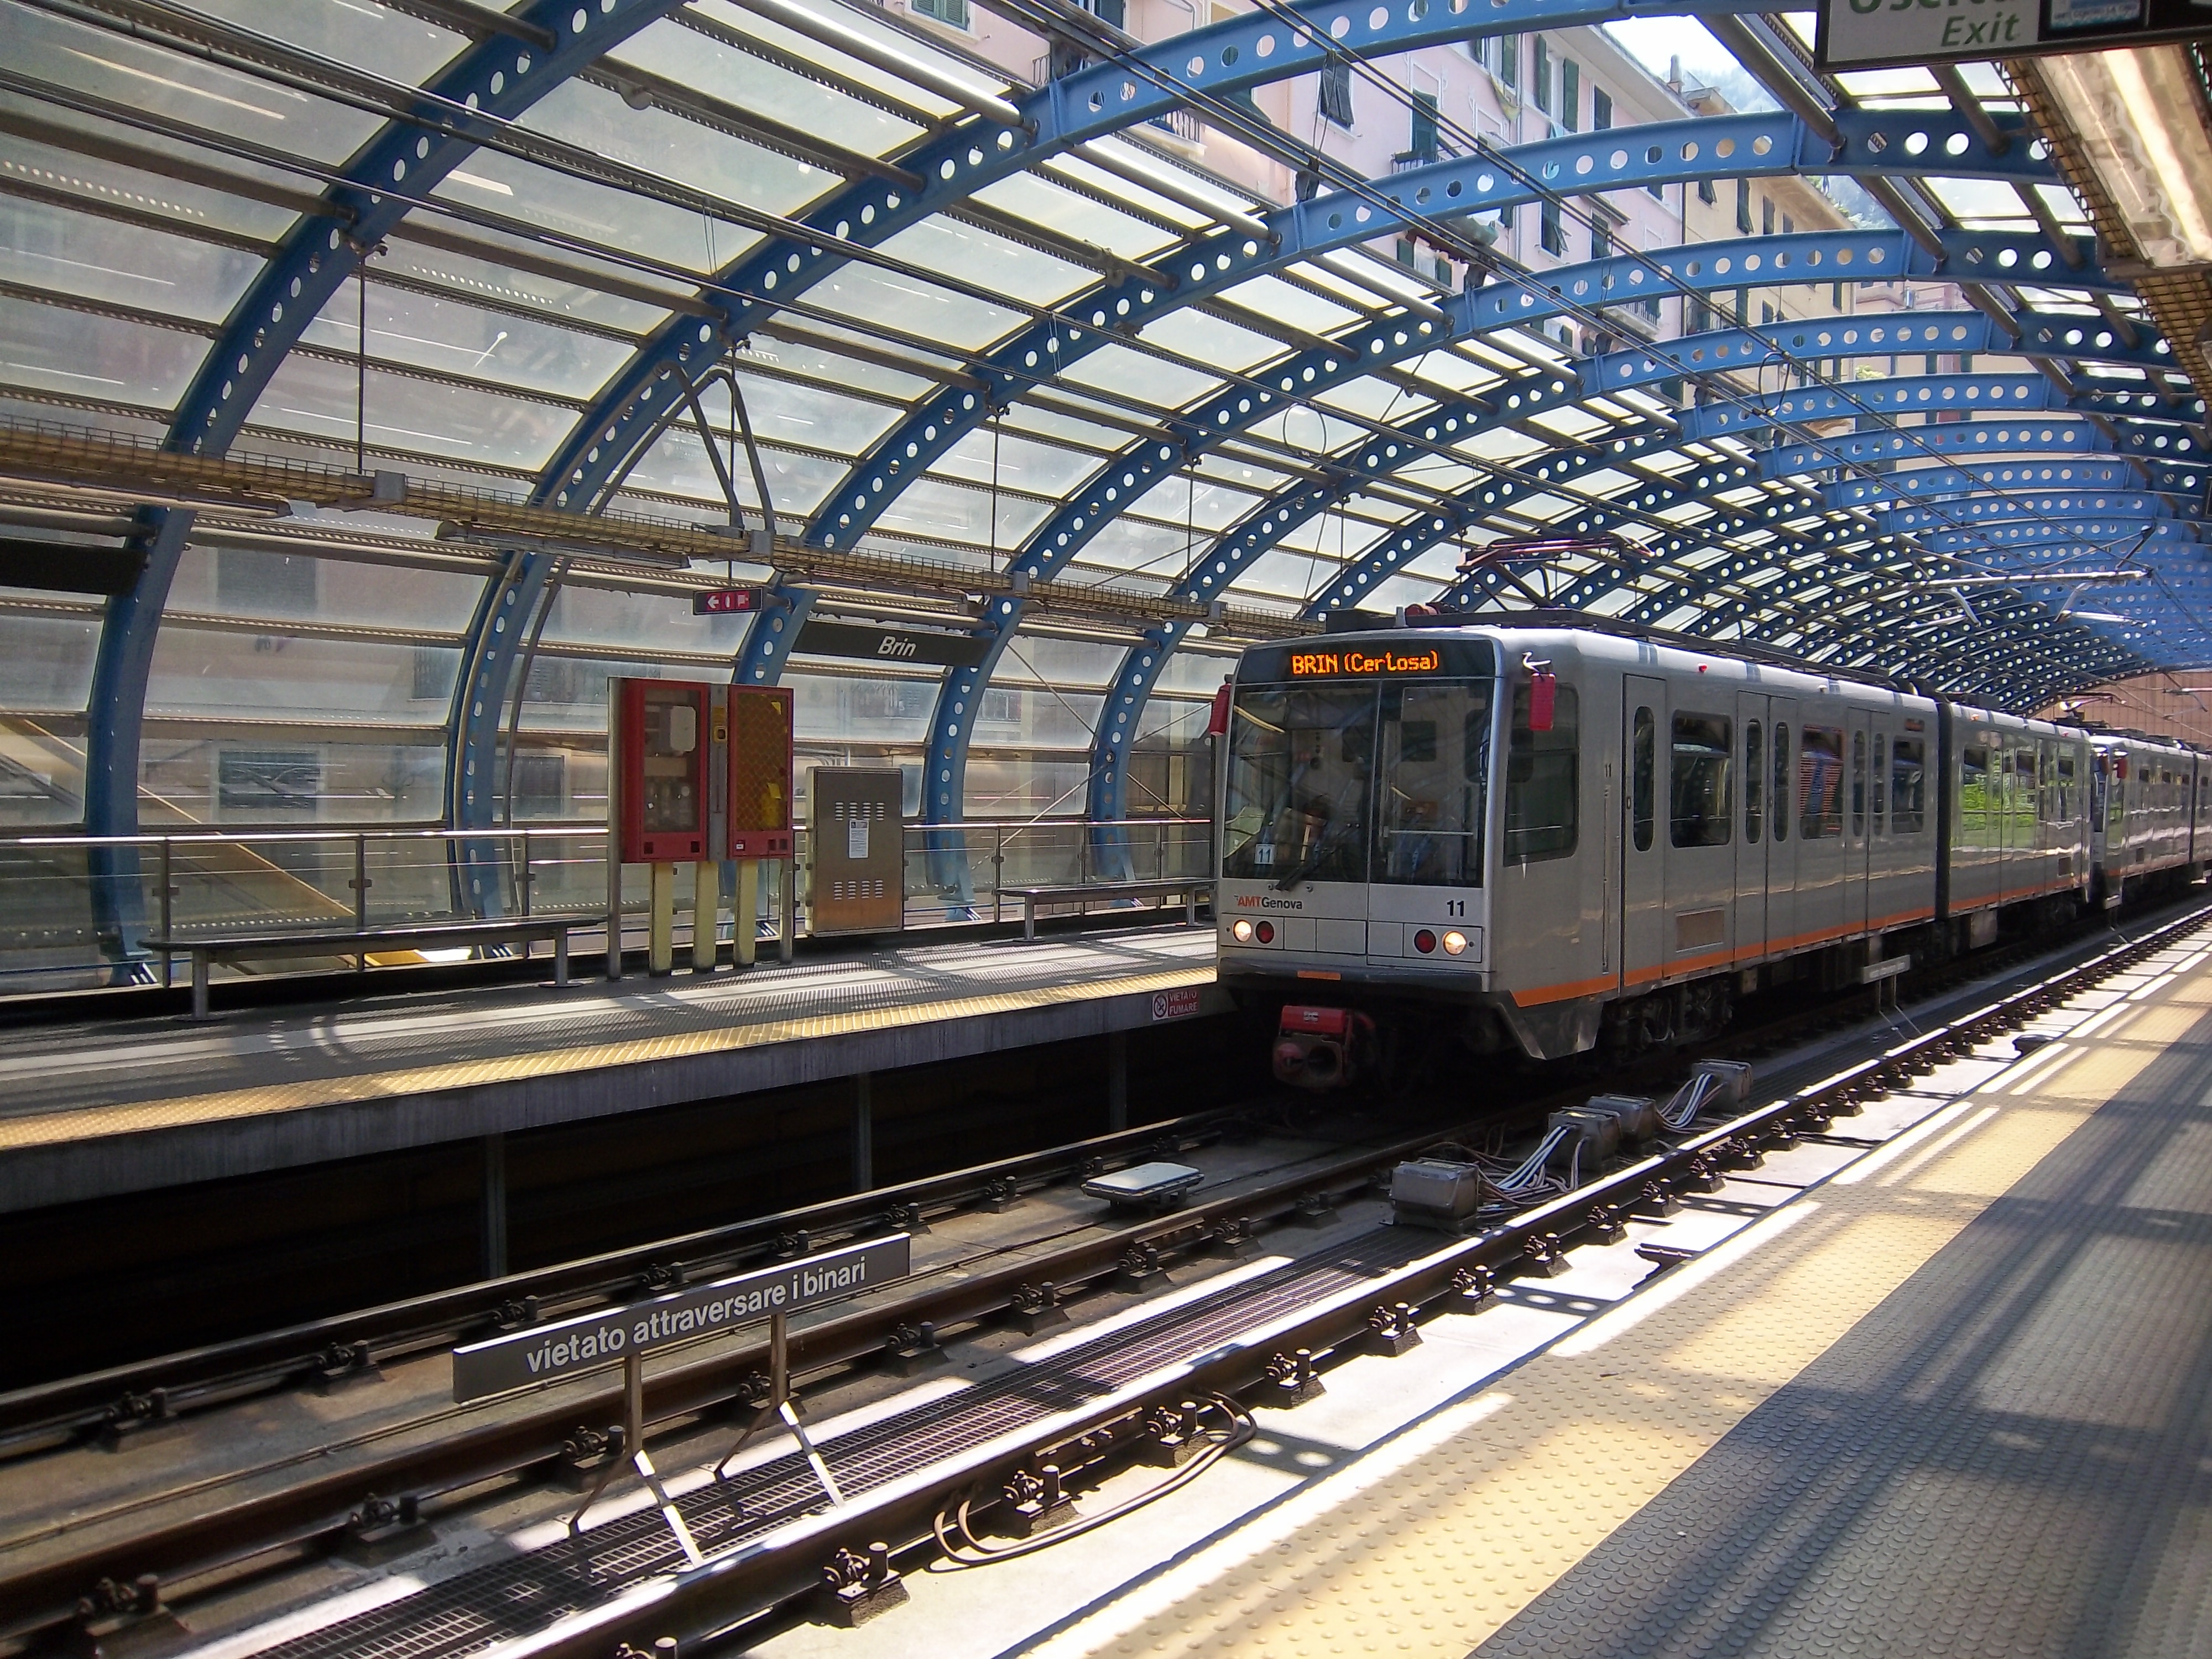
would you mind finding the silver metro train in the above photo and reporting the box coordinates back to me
[1215,617,2208,1087]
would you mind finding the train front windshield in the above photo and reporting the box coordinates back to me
[1222,677,1493,888]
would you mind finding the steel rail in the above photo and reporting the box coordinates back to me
[6,899,2204,1650]
[0,1103,1257,1451]
[530,900,2212,1659]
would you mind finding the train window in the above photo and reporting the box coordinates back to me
[1961,746,1991,846]
[1891,738,1926,833]
[1850,731,1866,837]
[1378,681,1494,884]
[1631,706,1655,852]
[1670,712,1733,848]
[1872,734,1887,831]
[1744,721,1764,843]
[1504,681,1578,863]
[1799,726,1844,839]
[1773,723,1790,842]
[2058,752,2077,822]
[1219,685,1376,886]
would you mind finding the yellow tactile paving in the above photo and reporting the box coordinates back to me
[1072,978,2201,1659]
[0,965,1211,1152]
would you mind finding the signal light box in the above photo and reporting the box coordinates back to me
[615,679,709,863]
[727,687,794,859]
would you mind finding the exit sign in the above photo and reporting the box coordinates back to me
[693,587,764,615]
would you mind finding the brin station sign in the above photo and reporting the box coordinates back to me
[1817,0,2212,69]
[452,1234,911,1403]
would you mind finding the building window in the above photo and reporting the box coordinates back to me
[1559,58,1579,131]
[1735,287,1749,323]
[1591,87,1611,129]
[1688,298,1712,333]
[1699,176,1716,206]
[1397,236,1418,268]
[1832,280,1843,309]
[1319,59,1353,126]
[1761,300,1776,324]
[1591,215,1613,262]
[1408,89,1438,161]
[1761,196,1775,236]
[1540,199,1564,254]
[1735,178,1752,233]
[1496,33,1517,92]
[1782,212,1793,236]
[1532,36,1551,114]
[911,0,969,27]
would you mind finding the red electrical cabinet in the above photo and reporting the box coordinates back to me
[726,687,795,859]
[616,679,710,862]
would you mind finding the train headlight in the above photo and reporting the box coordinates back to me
[1442,930,1469,956]
[1232,919,1255,943]
[1256,921,1276,943]
[1413,928,1437,954]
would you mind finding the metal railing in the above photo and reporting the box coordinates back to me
[0,817,1213,997]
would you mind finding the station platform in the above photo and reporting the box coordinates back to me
[0,923,1220,1213]
[745,918,2212,1659]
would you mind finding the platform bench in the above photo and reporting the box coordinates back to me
[143,917,579,1019]
[1003,879,1213,943]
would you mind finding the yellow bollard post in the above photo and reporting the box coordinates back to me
[693,859,722,973]
[649,860,675,975]
[735,858,759,967]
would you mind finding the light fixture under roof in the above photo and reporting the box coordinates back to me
[2038,45,2212,270]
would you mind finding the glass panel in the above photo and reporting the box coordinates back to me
[139,733,444,825]
[608,22,924,160]
[1773,723,1790,841]
[148,622,456,724]
[1851,728,1866,837]
[1961,743,1992,843]
[1631,703,1654,852]
[1744,719,1763,844]
[0,118,303,242]
[1671,711,1732,848]
[0,294,204,409]
[538,584,755,655]
[875,217,1092,309]
[299,278,636,403]
[1799,725,1844,839]
[0,196,262,322]
[11,8,380,166]
[248,353,576,470]
[1892,737,1926,833]
[1222,684,1373,885]
[382,224,680,335]
[1375,680,1489,885]
[1505,681,1577,863]
[814,262,1021,352]
[972,171,1181,263]
[169,542,484,630]
[0,706,85,825]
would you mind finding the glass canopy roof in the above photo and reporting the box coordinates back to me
[1,0,2204,848]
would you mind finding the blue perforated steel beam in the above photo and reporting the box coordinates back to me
[79,0,682,956]
[1081,327,2180,828]
[812,111,2052,562]
[919,232,2094,822]
[1822,460,2207,506]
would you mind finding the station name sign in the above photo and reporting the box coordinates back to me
[1817,0,2210,69]
[797,620,990,668]
[1288,646,1443,677]
[452,1234,911,1403]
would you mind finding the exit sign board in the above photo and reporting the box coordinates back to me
[693,587,764,615]
[1818,0,2212,67]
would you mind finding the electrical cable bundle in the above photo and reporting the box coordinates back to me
[1658,1070,1725,1131]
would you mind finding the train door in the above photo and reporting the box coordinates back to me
[1620,676,1667,992]
[1736,692,1769,958]
[1767,697,1799,953]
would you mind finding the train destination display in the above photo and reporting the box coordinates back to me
[453,1235,911,1403]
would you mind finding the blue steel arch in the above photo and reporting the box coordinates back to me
[1080,317,2185,828]
[917,229,2099,825]
[476,1,1824,883]
[1822,460,2208,507]
[80,0,687,953]
[804,109,2054,560]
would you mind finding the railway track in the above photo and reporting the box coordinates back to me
[2,896,2204,1657]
